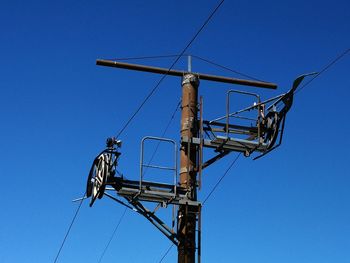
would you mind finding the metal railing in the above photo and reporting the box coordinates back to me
[139,136,178,196]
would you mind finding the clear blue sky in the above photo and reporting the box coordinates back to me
[1,0,349,262]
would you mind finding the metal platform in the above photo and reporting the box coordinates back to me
[108,177,200,207]
[182,135,268,154]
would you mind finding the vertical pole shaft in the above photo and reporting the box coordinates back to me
[178,74,199,263]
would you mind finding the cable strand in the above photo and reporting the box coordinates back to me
[191,55,264,82]
[115,0,225,138]
[105,54,184,61]
[203,153,241,205]
[97,207,128,263]
[296,48,350,94]
[158,244,175,263]
[53,192,86,263]
[142,99,181,176]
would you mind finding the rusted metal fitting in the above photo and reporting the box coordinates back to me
[182,74,199,87]
[181,116,194,131]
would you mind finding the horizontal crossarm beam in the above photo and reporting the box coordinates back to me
[96,60,277,89]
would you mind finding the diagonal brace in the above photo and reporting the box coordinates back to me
[126,196,179,246]
[199,150,231,170]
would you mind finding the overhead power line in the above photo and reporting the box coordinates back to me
[142,99,181,176]
[106,54,181,61]
[158,244,175,263]
[296,48,350,94]
[53,192,85,263]
[105,54,264,83]
[114,0,225,138]
[97,207,128,263]
[191,55,264,82]
[202,153,241,205]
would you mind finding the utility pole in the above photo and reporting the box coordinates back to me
[93,59,280,263]
[177,55,199,262]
